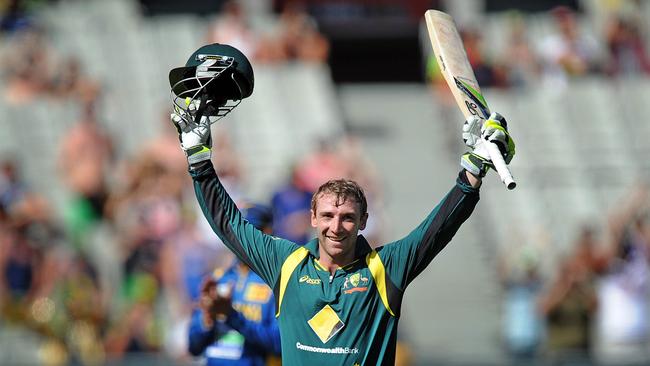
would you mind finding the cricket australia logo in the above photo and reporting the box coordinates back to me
[342,273,369,294]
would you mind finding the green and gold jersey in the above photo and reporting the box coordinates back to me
[190,161,480,365]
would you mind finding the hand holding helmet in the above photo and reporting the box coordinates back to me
[171,98,213,164]
[168,43,255,165]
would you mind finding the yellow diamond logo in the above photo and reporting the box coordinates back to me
[307,305,344,343]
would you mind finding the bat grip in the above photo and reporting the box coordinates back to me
[486,142,516,190]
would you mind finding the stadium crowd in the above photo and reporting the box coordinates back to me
[1,0,650,365]
[426,4,650,91]
[498,184,650,365]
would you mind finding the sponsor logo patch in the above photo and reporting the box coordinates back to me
[299,275,322,285]
[307,305,344,343]
[296,342,359,354]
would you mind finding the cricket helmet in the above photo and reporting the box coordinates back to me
[169,43,254,124]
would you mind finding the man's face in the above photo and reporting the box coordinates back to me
[311,192,368,264]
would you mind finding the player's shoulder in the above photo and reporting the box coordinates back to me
[367,241,404,263]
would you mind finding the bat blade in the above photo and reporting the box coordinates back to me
[425,9,516,190]
[425,10,489,120]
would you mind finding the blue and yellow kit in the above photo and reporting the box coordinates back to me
[188,262,281,366]
[190,161,479,365]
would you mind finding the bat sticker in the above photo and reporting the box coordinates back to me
[464,101,479,116]
[454,77,490,119]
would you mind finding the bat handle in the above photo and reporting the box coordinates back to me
[485,142,516,190]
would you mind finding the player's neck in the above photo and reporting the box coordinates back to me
[318,250,355,275]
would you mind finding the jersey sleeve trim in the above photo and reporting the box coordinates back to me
[367,250,403,317]
[276,246,309,317]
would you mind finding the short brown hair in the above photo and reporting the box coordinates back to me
[311,179,367,216]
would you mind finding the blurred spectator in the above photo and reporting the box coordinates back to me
[540,227,602,365]
[500,13,540,88]
[141,108,191,177]
[106,179,178,356]
[536,6,602,89]
[206,1,260,61]
[104,291,163,357]
[205,0,330,64]
[188,203,281,365]
[595,185,650,365]
[1,23,100,105]
[271,164,313,244]
[0,186,66,360]
[567,226,608,276]
[103,127,207,361]
[159,211,221,360]
[0,227,42,321]
[498,243,545,362]
[2,27,53,105]
[160,220,221,361]
[0,158,28,214]
[294,138,349,193]
[0,0,34,34]
[48,55,102,105]
[32,248,107,365]
[100,161,175,359]
[0,158,54,232]
[603,14,650,77]
[277,1,329,63]
[461,28,508,88]
[58,103,114,249]
[0,157,59,326]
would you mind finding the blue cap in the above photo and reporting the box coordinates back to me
[242,203,273,230]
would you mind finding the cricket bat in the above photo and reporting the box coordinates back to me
[425,10,516,190]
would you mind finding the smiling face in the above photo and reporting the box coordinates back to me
[311,189,368,270]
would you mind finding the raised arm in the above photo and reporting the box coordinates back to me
[377,171,480,288]
[170,102,298,288]
[378,113,515,288]
[168,43,301,287]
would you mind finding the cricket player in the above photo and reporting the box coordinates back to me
[188,203,281,365]
[169,43,515,365]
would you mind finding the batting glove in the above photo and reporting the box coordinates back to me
[171,98,213,165]
[461,112,515,177]
[481,112,515,164]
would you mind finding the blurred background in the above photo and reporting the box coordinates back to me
[1,0,650,365]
